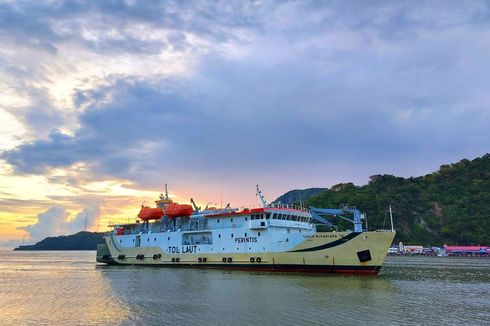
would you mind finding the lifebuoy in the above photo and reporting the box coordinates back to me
[250,257,255,263]
[198,257,203,263]
[256,257,261,263]
[227,257,232,263]
[232,224,236,228]
[153,254,158,260]
[176,258,180,262]
[222,257,227,263]
[203,257,207,262]
[171,258,176,262]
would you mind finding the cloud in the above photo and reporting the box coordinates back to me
[1,0,490,201]
[18,206,100,243]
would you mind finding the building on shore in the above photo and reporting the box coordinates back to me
[444,245,489,256]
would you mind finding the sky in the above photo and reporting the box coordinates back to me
[1,0,489,247]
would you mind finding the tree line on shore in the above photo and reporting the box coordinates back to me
[301,154,490,245]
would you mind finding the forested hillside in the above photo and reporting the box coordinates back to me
[14,231,105,250]
[273,188,326,205]
[304,154,490,245]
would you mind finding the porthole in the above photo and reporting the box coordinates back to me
[231,218,233,222]
[258,232,261,236]
[219,234,221,239]
[154,237,157,241]
[231,233,234,238]
[168,237,170,240]
[245,217,248,221]
[217,219,220,223]
[245,232,247,237]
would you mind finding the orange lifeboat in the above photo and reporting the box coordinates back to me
[138,206,164,221]
[163,203,193,218]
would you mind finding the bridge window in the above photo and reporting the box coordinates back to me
[244,232,247,237]
[266,213,271,219]
[219,234,221,238]
[231,218,233,222]
[258,232,261,236]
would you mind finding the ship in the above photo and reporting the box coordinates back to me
[97,185,396,275]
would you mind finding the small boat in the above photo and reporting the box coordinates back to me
[163,203,193,218]
[137,206,164,221]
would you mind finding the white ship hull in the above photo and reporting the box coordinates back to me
[97,230,395,275]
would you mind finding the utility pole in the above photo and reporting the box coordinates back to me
[389,205,394,232]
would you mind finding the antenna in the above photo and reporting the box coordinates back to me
[256,184,267,208]
[165,184,169,200]
[389,205,394,232]
[220,178,223,209]
[299,191,303,209]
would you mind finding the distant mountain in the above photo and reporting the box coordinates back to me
[273,188,327,205]
[306,154,490,245]
[14,231,105,250]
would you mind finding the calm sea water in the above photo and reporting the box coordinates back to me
[0,252,488,326]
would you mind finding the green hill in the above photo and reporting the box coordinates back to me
[14,231,105,250]
[303,154,490,245]
[273,188,326,205]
